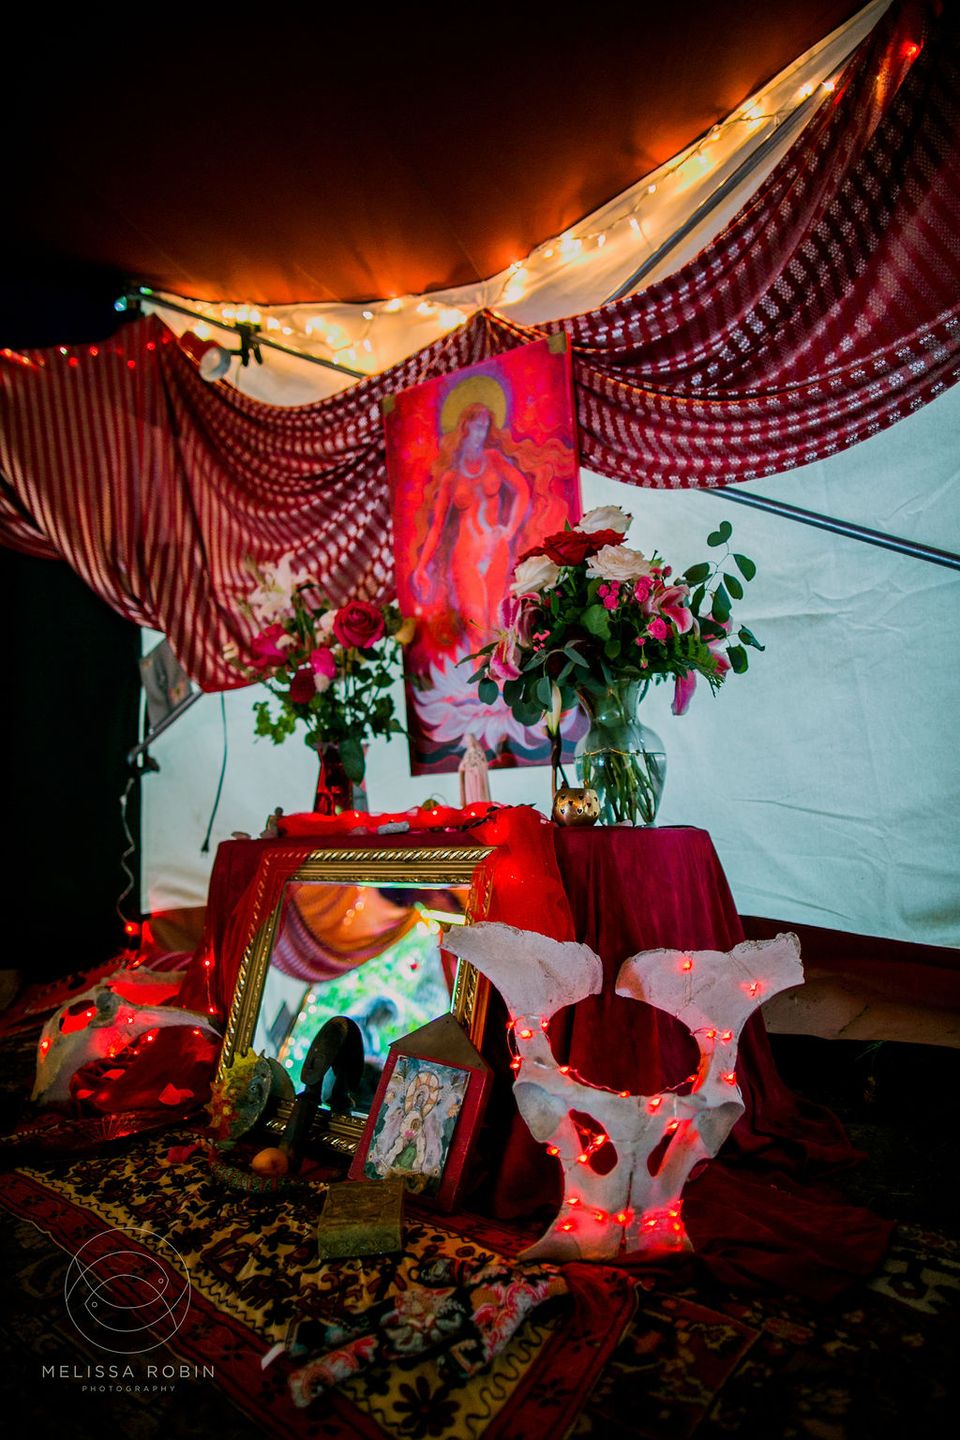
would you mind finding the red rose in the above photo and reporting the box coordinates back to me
[518,528,627,568]
[333,600,385,650]
[288,668,316,705]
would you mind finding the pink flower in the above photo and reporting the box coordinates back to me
[647,617,669,641]
[672,672,697,715]
[489,631,521,683]
[498,594,542,646]
[309,646,337,694]
[310,646,336,678]
[657,584,694,634]
[250,623,294,668]
[633,575,653,602]
[598,580,621,610]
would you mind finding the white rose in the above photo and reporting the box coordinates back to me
[576,504,632,535]
[510,554,561,595]
[585,545,655,582]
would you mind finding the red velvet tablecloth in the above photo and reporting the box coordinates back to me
[185,820,892,1298]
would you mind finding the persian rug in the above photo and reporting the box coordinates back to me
[0,1110,957,1439]
[0,1133,633,1440]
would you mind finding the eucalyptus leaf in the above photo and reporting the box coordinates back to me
[582,604,611,639]
[712,584,731,623]
[738,626,765,651]
[733,553,757,581]
[706,520,733,547]
[684,562,711,584]
[728,644,749,674]
[536,674,554,707]
[723,572,744,600]
[477,678,499,704]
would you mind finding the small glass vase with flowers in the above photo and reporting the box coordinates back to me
[465,506,762,825]
[227,553,414,813]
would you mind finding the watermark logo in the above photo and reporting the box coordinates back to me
[63,1225,191,1354]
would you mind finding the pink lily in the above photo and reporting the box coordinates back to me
[489,630,521,683]
[672,672,697,716]
[658,584,695,634]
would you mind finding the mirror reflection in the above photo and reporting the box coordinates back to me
[253,881,468,1111]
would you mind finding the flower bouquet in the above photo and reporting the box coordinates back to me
[465,506,762,824]
[227,553,413,812]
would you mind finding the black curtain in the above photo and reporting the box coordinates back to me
[0,548,141,981]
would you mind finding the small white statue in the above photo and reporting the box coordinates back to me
[458,734,491,806]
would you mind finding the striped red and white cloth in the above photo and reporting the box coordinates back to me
[1,0,957,689]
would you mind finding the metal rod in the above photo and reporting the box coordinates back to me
[126,688,204,766]
[708,487,960,570]
[133,291,368,380]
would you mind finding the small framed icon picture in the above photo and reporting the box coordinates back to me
[349,1013,492,1212]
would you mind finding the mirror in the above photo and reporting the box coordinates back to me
[218,846,493,1154]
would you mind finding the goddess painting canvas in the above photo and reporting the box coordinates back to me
[385,336,582,772]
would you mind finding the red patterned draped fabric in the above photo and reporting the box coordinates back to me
[0,1,956,689]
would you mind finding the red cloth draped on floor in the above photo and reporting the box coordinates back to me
[1,3,956,688]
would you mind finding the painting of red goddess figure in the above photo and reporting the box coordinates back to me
[385,337,582,774]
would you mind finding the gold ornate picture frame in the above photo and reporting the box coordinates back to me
[218,845,493,1155]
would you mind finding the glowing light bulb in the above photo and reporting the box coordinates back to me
[416,301,434,316]
[362,309,374,320]
[798,81,815,99]
[821,79,836,92]
[647,183,657,194]
[384,297,403,313]
[680,956,693,972]
[547,1145,560,1157]
[518,1028,533,1040]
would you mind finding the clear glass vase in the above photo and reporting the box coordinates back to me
[574,681,666,826]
